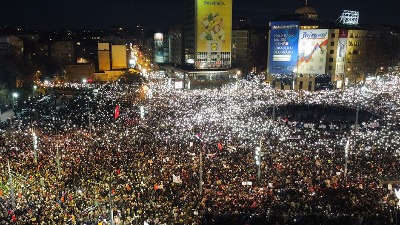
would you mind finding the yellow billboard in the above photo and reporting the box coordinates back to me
[196,0,232,54]
[111,45,127,70]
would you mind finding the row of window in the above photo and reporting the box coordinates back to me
[330,33,366,38]
[196,52,231,62]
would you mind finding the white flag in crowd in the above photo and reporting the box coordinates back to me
[173,174,182,184]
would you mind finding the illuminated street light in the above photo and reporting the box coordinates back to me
[32,131,38,163]
[32,85,37,97]
[255,145,261,180]
[236,70,241,79]
[12,92,18,110]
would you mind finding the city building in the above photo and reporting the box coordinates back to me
[232,29,251,70]
[266,2,382,90]
[95,40,128,82]
[64,64,95,83]
[0,36,24,55]
[168,24,184,66]
[50,41,75,65]
[97,42,127,71]
[183,0,233,69]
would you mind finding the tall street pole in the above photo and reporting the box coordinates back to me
[109,174,114,225]
[8,159,15,208]
[353,76,360,151]
[272,89,276,121]
[32,130,38,164]
[88,95,91,137]
[344,137,350,179]
[199,147,203,195]
[56,141,60,177]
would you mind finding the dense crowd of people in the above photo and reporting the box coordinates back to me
[1,74,400,224]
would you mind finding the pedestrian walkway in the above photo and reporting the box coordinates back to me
[0,109,14,122]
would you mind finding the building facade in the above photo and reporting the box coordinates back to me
[97,42,127,71]
[266,2,380,90]
[184,0,233,70]
[51,41,75,65]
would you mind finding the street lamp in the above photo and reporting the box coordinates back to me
[344,137,350,179]
[255,138,264,181]
[33,85,37,98]
[236,70,241,79]
[32,130,38,163]
[12,92,18,110]
[255,147,261,180]
[292,68,297,91]
[82,79,91,136]
[345,67,351,88]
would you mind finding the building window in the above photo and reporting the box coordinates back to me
[331,33,335,38]
[330,50,334,54]
[329,66,333,70]
[329,58,333,62]
[331,42,334,46]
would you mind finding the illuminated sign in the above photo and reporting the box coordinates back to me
[338,10,359,26]
[297,29,328,74]
[154,33,164,63]
[268,21,300,74]
[196,0,232,69]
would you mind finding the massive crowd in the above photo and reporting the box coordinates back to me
[1,74,400,225]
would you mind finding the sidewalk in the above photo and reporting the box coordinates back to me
[0,109,14,123]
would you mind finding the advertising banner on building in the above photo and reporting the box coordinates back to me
[268,21,300,74]
[196,0,232,69]
[297,29,329,74]
[336,30,348,74]
[154,33,164,63]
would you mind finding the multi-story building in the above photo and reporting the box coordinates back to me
[50,41,75,65]
[267,2,381,90]
[0,36,24,55]
[184,0,232,69]
[168,24,184,66]
[97,42,127,71]
[232,30,250,70]
[94,41,128,82]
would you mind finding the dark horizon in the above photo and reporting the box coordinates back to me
[1,0,400,31]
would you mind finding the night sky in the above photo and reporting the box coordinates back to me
[1,0,399,31]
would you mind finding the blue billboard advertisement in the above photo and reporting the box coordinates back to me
[268,21,300,74]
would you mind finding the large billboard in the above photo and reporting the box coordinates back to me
[336,29,348,74]
[154,33,164,63]
[111,45,127,69]
[196,0,232,69]
[98,43,111,71]
[297,29,329,74]
[268,21,300,74]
